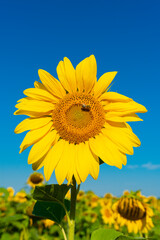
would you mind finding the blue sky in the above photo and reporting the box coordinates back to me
[1,0,160,197]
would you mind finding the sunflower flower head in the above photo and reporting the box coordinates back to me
[41,219,55,228]
[99,198,112,208]
[101,204,115,226]
[83,211,98,223]
[13,191,27,203]
[77,190,85,202]
[7,187,15,201]
[112,191,154,234]
[14,55,147,185]
[27,172,44,188]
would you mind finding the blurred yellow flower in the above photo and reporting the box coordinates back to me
[101,204,115,226]
[77,190,85,202]
[83,211,97,223]
[87,195,99,208]
[41,219,55,228]
[7,187,15,201]
[104,193,113,199]
[123,190,130,196]
[113,194,154,234]
[14,55,147,185]
[147,196,158,209]
[27,172,44,188]
[14,191,27,203]
[98,198,112,208]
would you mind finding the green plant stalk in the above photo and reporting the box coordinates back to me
[58,223,67,240]
[68,177,77,240]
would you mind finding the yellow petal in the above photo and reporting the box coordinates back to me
[76,142,99,182]
[105,113,143,122]
[65,144,77,184]
[124,123,141,147]
[104,101,147,113]
[14,109,52,117]
[28,129,57,164]
[102,124,134,155]
[76,55,97,93]
[32,154,47,170]
[44,139,65,181]
[73,168,81,185]
[19,121,53,153]
[57,57,77,93]
[89,134,123,168]
[17,97,31,103]
[76,143,91,182]
[23,88,59,103]
[34,81,47,90]
[14,116,52,133]
[121,153,127,165]
[38,69,66,98]
[99,92,132,102]
[85,142,99,180]
[94,72,117,98]
[15,99,55,113]
[55,142,77,185]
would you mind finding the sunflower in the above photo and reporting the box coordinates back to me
[14,55,147,185]
[83,211,98,223]
[98,198,112,208]
[7,187,15,201]
[14,191,27,203]
[123,190,130,196]
[104,193,113,199]
[41,219,55,228]
[101,202,115,226]
[87,194,99,208]
[100,201,115,226]
[27,172,44,188]
[77,190,85,202]
[112,193,154,234]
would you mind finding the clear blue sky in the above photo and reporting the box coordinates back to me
[1,0,160,197]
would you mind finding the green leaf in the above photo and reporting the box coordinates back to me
[0,214,28,227]
[11,221,24,230]
[117,237,131,240]
[32,199,70,223]
[0,187,9,199]
[117,236,147,240]
[91,229,123,240]
[33,184,71,203]
[1,233,12,240]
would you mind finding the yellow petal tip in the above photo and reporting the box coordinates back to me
[38,69,45,76]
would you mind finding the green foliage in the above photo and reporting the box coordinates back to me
[0,185,159,240]
[32,184,71,224]
[91,228,123,240]
[33,199,70,224]
[91,229,148,240]
[0,188,9,200]
[33,184,71,203]
[0,214,28,228]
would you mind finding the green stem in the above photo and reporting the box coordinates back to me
[68,177,77,240]
[58,224,67,240]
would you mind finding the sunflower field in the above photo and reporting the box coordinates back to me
[1,174,160,240]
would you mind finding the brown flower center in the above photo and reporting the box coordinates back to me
[117,198,146,221]
[52,93,105,144]
[30,174,43,184]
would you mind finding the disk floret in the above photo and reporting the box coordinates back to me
[52,93,105,144]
